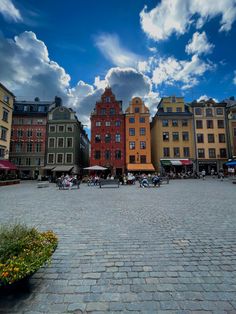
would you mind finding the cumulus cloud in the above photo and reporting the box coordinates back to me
[0,0,22,22]
[152,54,214,89]
[140,0,236,41]
[197,95,219,102]
[233,70,236,85]
[186,32,214,55]
[94,33,141,67]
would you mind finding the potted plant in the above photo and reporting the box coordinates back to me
[0,224,58,289]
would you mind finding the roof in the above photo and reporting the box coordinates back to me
[0,82,15,97]
[127,163,155,171]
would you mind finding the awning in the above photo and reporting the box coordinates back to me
[127,163,155,171]
[225,161,236,166]
[41,165,55,170]
[161,159,193,166]
[84,165,107,170]
[53,165,74,172]
[0,160,17,170]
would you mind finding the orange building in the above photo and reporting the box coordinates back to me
[125,97,154,173]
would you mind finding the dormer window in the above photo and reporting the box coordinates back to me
[172,96,176,103]
[135,107,139,113]
[105,97,110,103]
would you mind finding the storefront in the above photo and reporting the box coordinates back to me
[160,159,193,175]
[0,160,18,183]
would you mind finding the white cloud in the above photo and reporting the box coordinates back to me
[186,32,214,55]
[140,0,236,41]
[152,54,214,89]
[94,33,141,67]
[233,70,236,85]
[0,0,22,22]
[197,95,219,102]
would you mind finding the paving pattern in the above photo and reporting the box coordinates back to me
[0,178,236,314]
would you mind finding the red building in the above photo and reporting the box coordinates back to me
[90,88,125,175]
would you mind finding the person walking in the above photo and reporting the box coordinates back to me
[201,169,206,180]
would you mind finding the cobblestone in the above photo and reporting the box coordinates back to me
[0,179,236,313]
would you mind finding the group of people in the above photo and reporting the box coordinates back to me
[56,174,80,189]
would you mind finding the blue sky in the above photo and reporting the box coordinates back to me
[0,0,236,127]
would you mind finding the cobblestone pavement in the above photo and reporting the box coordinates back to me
[0,178,236,314]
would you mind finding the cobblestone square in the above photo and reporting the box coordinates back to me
[0,179,236,313]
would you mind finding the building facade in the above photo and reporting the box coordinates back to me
[9,98,54,178]
[225,97,236,159]
[125,97,154,172]
[151,96,195,173]
[0,83,14,160]
[190,99,228,173]
[90,88,125,175]
[45,105,89,177]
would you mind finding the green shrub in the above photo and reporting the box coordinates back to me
[0,224,58,286]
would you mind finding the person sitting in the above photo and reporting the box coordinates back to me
[152,174,160,187]
[140,175,149,188]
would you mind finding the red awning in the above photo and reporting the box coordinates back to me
[0,160,17,170]
[181,159,193,165]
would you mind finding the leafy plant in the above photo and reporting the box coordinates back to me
[0,224,58,286]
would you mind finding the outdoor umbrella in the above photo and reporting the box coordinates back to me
[83,165,107,171]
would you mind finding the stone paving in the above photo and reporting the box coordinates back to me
[0,178,236,314]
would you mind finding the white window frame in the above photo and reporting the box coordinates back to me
[57,124,65,132]
[66,137,73,148]
[66,124,74,132]
[56,153,64,164]
[49,125,56,132]
[48,137,56,148]
[57,137,64,148]
[47,153,55,164]
[65,153,73,164]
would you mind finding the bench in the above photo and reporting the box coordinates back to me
[37,181,49,188]
[99,179,120,188]
[140,176,169,188]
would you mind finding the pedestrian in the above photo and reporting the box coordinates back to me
[201,169,206,180]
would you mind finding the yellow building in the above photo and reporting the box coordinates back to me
[0,83,14,160]
[190,99,228,173]
[125,97,154,172]
[151,96,195,173]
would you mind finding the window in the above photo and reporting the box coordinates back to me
[115,134,121,142]
[0,148,4,158]
[16,157,22,165]
[182,119,188,126]
[173,147,180,157]
[57,153,63,163]
[140,128,146,136]
[182,132,189,141]
[172,132,179,141]
[105,150,110,160]
[195,108,202,115]
[95,135,101,143]
[197,133,204,143]
[110,108,115,115]
[167,107,172,112]
[35,158,41,166]
[105,133,111,143]
[38,106,45,113]
[96,121,101,126]
[101,108,106,115]
[95,150,101,159]
[66,153,73,163]
[49,138,55,148]
[35,143,41,152]
[49,125,56,132]
[2,110,8,122]
[1,127,7,141]
[217,120,224,128]
[209,148,216,158]
[26,119,32,125]
[58,125,64,132]
[26,157,31,166]
[115,120,121,126]
[139,117,145,123]
[140,141,146,149]
[36,130,42,137]
[129,117,135,123]
[163,147,170,157]
[48,153,54,164]
[67,138,73,148]
[27,142,33,152]
[129,155,135,163]
[67,125,74,132]
[3,95,9,103]
[140,155,146,163]
[162,120,168,127]
[134,107,140,113]
[196,120,203,129]
[206,108,213,117]
[220,148,227,158]
[37,119,43,125]
[219,134,225,143]
[115,150,121,159]
[198,148,205,158]
[129,141,135,150]
[207,120,213,129]
[163,132,169,141]
[57,138,64,148]
[172,96,176,103]
[183,147,190,157]
[172,120,178,127]
[208,134,215,143]
[129,128,135,136]
[234,128,236,136]
[105,121,111,126]
[105,97,110,103]
[15,142,22,153]
[17,129,23,137]
[177,107,182,112]
[216,108,223,115]
[27,129,33,137]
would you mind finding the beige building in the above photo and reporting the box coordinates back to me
[0,83,14,160]
[190,99,228,173]
[151,96,195,173]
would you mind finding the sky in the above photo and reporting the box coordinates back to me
[0,0,236,129]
